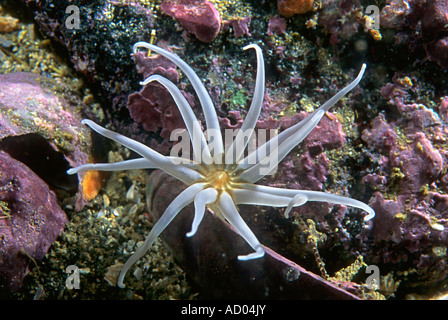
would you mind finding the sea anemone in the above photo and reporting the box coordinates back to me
[68,42,374,288]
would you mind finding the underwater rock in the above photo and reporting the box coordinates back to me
[418,0,448,39]
[127,51,195,140]
[160,0,221,43]
[440,96,448,121]
[391,132,443,194]
[146,170,360,299]
[22,0,155,115]
[0,72,90,194]
[277,0,314,17]
[369,192,404,243]
[317,0,363,45]
[359,77,448,290]
[127,81,189,139]
[223,16,252,39]
[296,152,329,190]
[303,112,346,155]
[367,189,448,267]
[132,51,180,82]
[380,0,448,68]
[380,0,411,29]
[218,110,244,130]
[0,16,20,32]
[425,37,448,68]
[267,16,287,36]
[361,114,397,154]
[363,79,445,195]
[0,151,68,291]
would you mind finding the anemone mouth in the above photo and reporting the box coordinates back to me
[207,171,231,189]
[200,166,243,193]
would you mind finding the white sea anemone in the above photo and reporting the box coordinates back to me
[68,42,374,288]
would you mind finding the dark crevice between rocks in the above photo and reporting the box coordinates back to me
[0,133,78,197]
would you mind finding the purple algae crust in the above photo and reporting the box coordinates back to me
[358,73,448,292]
[0,72,90,170]
[381,0,448,68]
[0,151,68,291]
[127,51,196,140]
[160,0,222,43]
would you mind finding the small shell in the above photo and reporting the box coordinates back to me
[104,263,124,287]
[128,203,139,216]
[126,183,136,201]
[103,194,110,207]
[133,267,143,281]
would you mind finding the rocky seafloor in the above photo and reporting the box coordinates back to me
[1,0,448,300]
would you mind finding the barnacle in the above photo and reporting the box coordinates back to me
[68,42,375,288]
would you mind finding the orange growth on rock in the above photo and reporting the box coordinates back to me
[81,170,106,201]
[278,0,314,18]
[0,16,20,33]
